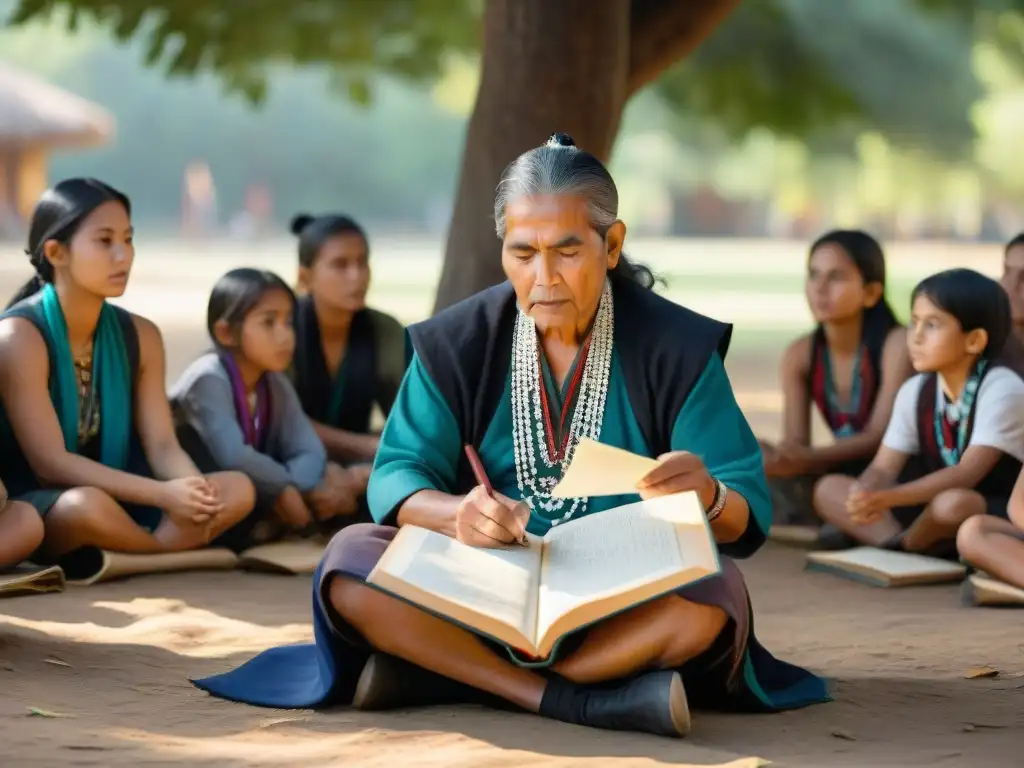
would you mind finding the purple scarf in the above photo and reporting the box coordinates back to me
[219,354,271,449]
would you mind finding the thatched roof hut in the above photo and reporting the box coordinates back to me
[0,65,115,233]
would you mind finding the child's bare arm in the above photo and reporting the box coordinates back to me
[856,445,908,490]
[884,445,1004,508]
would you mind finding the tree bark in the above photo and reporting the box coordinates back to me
[432,0,744,313]
[432,0,630,313]
[627,0,744,95]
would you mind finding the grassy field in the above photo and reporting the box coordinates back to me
[0,233,1002,359]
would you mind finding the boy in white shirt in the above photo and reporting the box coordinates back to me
[811,268,1024,554]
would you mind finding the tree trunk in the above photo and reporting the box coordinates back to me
[432,0,630,313]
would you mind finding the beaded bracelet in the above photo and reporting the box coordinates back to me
[705,479,728,522]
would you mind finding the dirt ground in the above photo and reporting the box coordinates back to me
[2,342,1019,768]
[0,239,1020,767]
[2,545,1021,768]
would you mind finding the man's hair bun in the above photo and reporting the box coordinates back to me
[546,132,576,148]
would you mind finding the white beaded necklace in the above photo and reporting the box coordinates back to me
[511,279,614,526]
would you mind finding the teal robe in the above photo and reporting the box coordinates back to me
[369,351,770,547]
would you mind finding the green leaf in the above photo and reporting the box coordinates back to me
[7,0,1024,156]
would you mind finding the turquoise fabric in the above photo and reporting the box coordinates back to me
[368,351,769,545]
[38,283,131,468]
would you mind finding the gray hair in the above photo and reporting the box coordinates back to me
[494,133,618,239]
[493,133,657,289]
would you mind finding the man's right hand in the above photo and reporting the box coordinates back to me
[454,485,529,547]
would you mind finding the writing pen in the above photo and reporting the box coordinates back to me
[463,444,530,547]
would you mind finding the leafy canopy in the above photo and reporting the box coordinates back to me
[7,0,1024,154]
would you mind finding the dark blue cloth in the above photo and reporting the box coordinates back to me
[192,560,364,708]
[192,525,830,712]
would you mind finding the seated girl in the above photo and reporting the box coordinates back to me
[997,232,1024,375]
[956,464,1024,591]
[171,268,357,545]
[0,179,255,561]
[0,479,44,570]
[761,231,912,537]
[289,214,406,509]
[813,268,1024,555]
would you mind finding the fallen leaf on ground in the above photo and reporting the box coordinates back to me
[964,666,999,679]
[64,745,111,751]
[830,729,857,740]
[27,707,67,718]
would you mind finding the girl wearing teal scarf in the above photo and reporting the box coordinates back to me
[0,178,255,569]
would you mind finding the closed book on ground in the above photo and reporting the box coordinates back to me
[238,539,325,575]
[0,565,65,597]
[961,573,1024,606]
[366,491,720,665]
[805,547,966,587]
[63,547,239,586]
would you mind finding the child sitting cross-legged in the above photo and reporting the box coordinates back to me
[812,268,1024,555]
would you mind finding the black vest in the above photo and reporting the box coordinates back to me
[292,295,378,434]
[406,278,767,558]
[914,367,1022,498]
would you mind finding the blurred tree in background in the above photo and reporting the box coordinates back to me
[6,0,1024,307]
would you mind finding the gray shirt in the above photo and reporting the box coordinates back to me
[171,352,327,498]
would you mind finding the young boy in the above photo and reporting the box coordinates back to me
[812,268,1024,554]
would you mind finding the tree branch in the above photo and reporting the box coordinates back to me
[628,0,744,95]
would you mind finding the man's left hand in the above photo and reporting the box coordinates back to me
[636,451,716,508]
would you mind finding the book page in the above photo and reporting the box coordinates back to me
[550,438,659,498]
[369,526,543,646]
[536,492,718,649]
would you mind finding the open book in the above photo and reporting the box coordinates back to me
[366,491,720,664]
[806,547,966,587]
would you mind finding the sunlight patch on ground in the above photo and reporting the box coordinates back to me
[107,724,767,767]
[0,597,311,658]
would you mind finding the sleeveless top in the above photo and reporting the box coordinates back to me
[914,365,1021,498]
[807,326,884,437]
[0,292,140,494]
